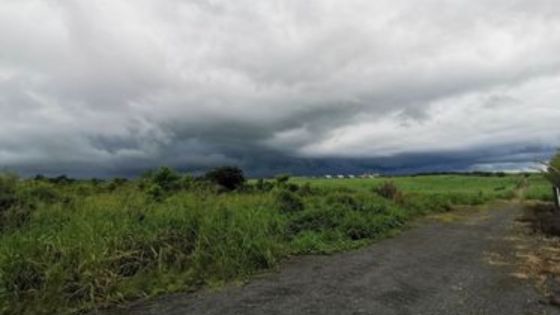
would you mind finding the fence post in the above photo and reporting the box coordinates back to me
[554,185,560,209]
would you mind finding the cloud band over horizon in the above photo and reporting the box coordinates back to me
[1,0,559,177]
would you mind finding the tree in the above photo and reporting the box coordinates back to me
[204,166,246,191]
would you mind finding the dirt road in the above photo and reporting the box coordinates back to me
[101,204,559,315]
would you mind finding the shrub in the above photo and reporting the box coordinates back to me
[373,181,400,200]
[0,174,36,231]
[0,204,35,231]
[23,183,61,204]
[326,193,359,210]
[287,207,339,236]
[33,174,47,181]
[255,178,274,192]
[107,177,128,191]
[298,183,314,196]
[286,183,299,192]
[180,174,194,190]
[147,184,165,202]
[275,174,290,186]
[151,167,181,192]
[0,174,18,211]
[341,212,378,240]
[48,175,74,185]
[275,190,304,214]
[204,166,246,191]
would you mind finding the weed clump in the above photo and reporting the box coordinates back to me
[205,166,246,191]
[326,193,359,210]
[0,174,36,231]
[373,181,401,200]
[275,190,304,214]
[0,174,18,211]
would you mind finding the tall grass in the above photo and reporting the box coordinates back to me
[0,174,522,314]
[525,174,554,202]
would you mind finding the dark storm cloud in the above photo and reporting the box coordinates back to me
[1,0,560,177]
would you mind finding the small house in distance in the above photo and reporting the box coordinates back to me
[360,173,381,179]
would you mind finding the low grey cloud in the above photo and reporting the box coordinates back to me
[1,0,559,177]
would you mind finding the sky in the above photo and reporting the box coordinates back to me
[1,0,559,177]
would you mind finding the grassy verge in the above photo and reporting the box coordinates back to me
[524,174,555,202]
[0,173,523,314]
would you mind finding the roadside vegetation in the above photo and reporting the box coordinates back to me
[525,174,555,202]
[545,151,560,187]
[524,151,560,203]
[0,168,529,314]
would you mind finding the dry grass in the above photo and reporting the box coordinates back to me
[510,204,560,299]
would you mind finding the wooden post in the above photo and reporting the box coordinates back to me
[554,185,560,209]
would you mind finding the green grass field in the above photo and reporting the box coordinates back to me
[0,171,546,314]
[292,175,519,194]
[524,174,555,202]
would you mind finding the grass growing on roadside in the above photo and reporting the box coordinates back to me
[525,174,554,202]
[0,172,524,314]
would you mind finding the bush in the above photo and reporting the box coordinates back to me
[48,175,74,185]
[0,174,36,231]
[287,207,340,236]
[275,174,290,186]
[180,174,194,190]
[255,178,274,192]
[326,193,359,210]
[275,190,304,214]
[147,184,165,202]
[0,174,18,211]
[373,181,400,200]
[204,166,246,191]
[22,183,61,204]
[298,183,314,196]
[150,167,181,192]
[107,177,128,191]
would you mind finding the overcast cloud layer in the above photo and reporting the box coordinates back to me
[1,0,559,177]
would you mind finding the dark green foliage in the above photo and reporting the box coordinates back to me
[150,167,181,191]
[204,166,246,191]
[33,174,46,181]
[326,193,359,210]
[0,174,18,211]
[275,174,290,186]
[287,207,341,236]
[545,151,560,187]
[298,183,313,196]
[141,167,182,200]
[285,183,299,192]
[48,175,74,185]
[147,184,165,201]
[373,181,400,200]
[255,178,274,192]
[341,212,404,240]
[108,177,128,191]
[275,190,304,214]
[0,174,36,232]
[180,174,194,190]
